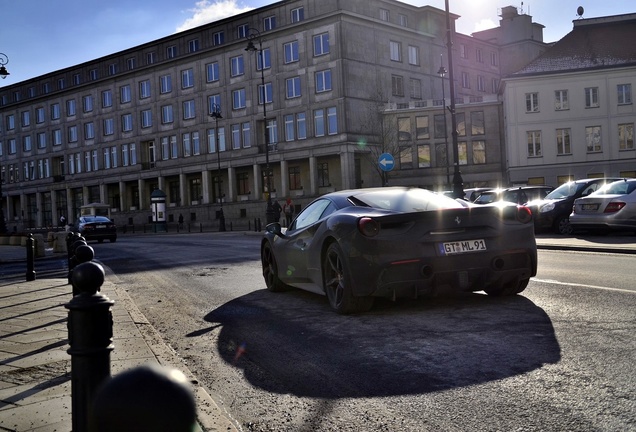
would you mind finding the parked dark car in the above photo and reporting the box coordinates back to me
[570,178,636,234]
[526,178,623,235]
[261,187,537,314]
[473,186,554,205]
[73,216,117,243]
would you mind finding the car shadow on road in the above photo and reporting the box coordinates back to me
[198,289,560,398]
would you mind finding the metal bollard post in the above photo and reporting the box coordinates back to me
[257,218,262,232]
[65,261,114,432]
[68,238,87,285]
[71,245,95,296]
[200,222,203,233]
[26,233,36,281]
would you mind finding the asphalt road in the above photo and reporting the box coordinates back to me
[65,233,635,432]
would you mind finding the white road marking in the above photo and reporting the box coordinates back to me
[532,278,635,294]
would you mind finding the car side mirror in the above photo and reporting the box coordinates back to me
[265,222,286,238]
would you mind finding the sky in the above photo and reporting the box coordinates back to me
[1,0,634,86]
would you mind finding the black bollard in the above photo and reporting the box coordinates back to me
[65,261,114,432]
[90,364,197,432]
[26,233,36,281]
[68,238,87,285]
[71,244,95,296]
[257,218,262,232]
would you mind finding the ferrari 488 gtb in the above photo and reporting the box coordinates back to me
[261,187,537,314]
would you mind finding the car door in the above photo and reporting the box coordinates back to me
[277,199,336,287]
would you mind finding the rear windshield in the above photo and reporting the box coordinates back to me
[82,216,111,223]
[596,180,636,195]
[352,188,463,212]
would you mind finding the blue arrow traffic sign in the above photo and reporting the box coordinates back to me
[378,153,395,172]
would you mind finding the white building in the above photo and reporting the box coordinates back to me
[503,13,636,186]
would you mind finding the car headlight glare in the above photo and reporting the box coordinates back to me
[540,203,555,213]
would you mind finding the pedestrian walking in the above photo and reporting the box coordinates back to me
[283,197,294,226]
[178,213,184,229]
[272,200,282,223]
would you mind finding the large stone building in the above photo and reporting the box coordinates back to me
[503,12,636,185]
[0,0,546,230]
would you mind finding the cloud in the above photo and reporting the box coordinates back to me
[472,18,497,33]
[176,0,254,33]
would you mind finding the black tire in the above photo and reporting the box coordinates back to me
[323,242,374,314]
[261,242,286,292]
[554,216,573,235]
[484,278,529,296]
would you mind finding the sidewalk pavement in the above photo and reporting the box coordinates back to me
[0,233,633,431]
[0,266,238,430]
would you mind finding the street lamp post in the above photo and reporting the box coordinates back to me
[209,104,226,232]
[0,53,10,79]
[438,56,451,189]
[245,28,277,225]
[444,0,465,199]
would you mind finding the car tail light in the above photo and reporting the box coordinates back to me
[516,205,533,224]
[604,202,626,213]
[358,217,380,237]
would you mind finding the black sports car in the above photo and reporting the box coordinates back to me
[261,187,537,314]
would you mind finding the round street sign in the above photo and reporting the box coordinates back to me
[378,153,395,172]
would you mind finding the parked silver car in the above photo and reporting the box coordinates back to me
[570,178,636,234]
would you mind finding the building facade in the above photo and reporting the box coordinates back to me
[0,0,545,231]
[503,13,636,186]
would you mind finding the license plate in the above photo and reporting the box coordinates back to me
[582,204,599,211]
[438,239,487,255]
[96,225,106,228]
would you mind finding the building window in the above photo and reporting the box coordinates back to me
[213,31,224,46]
[8,138,16,154]
[297,113,307,139]
[458,142,468,165]
[102,90,113,108]
[231,124,241,149]
[183,100,196,120]
[399,14,408,27]
[313,33,329,56]
[555,90,568,110]
[476,48,483,63]
[21,111,31,127]
[166,45,177,59]
[257,48,271,70]
[556,128,571,155]
[410,78,421,99]
[492,78,499,93]
[237,172,249,195]
[416,116,429,139]
[181,69,194,88]
[37,132,47,149]
[68,125,78,143]
[318,162,330,187]
[408,45,418,65]
[120,85,132,103]
[83,95,93,113]
[490,51,498,66]
[258,83,273,104]
[390,41,401,62]
[291,7,304,23]
[130,143,137,165]
[121,114,133,132]
[230,56,244,77]
[527,131,542,157]
[73,74,81,85]
[103,118,114,136]
[263,16,276,31]
[188,38,200,53]
[288,166,302,190]
[147,52,157,65]
[471,111,485,135]
[5,114,15,130]
[314,109,325,137]
[617,84,632,105]
[526,92,539,112]
[161,105,174,124]
[398,117,411,141]
[327,107,337,135]
[585,87,599,108]
[208,94,221,114]
[380,9,389,21]
[23,135,32,152]
[461,72,470,89]
[284,41,299,63]
[237,24,248,39]
[460,44,467,59]
[232,89,246,109]
[85,122,95,139]
[170,135,178,158]
[399,147,413,170]
[284,114,294,141]
[618,123,634,150]
[477,75,485,92]
[36,107,46,123]
[392,75,404,97]
[89,69,98,81]
[122,144,129,166]
[586,126,602,152]
[242,122,251,148]
[126,57,136,70]
[139,80,151,98]
[141,109,152,128]
[434,114,445,139]
[472,141,486,164]
[286,77,301,99]
[206,62,219,82]
[108,64,117,76]
[53,130,62,146]
[160,75,172,94]
[183,133,192,156]
[315,70,332,93]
